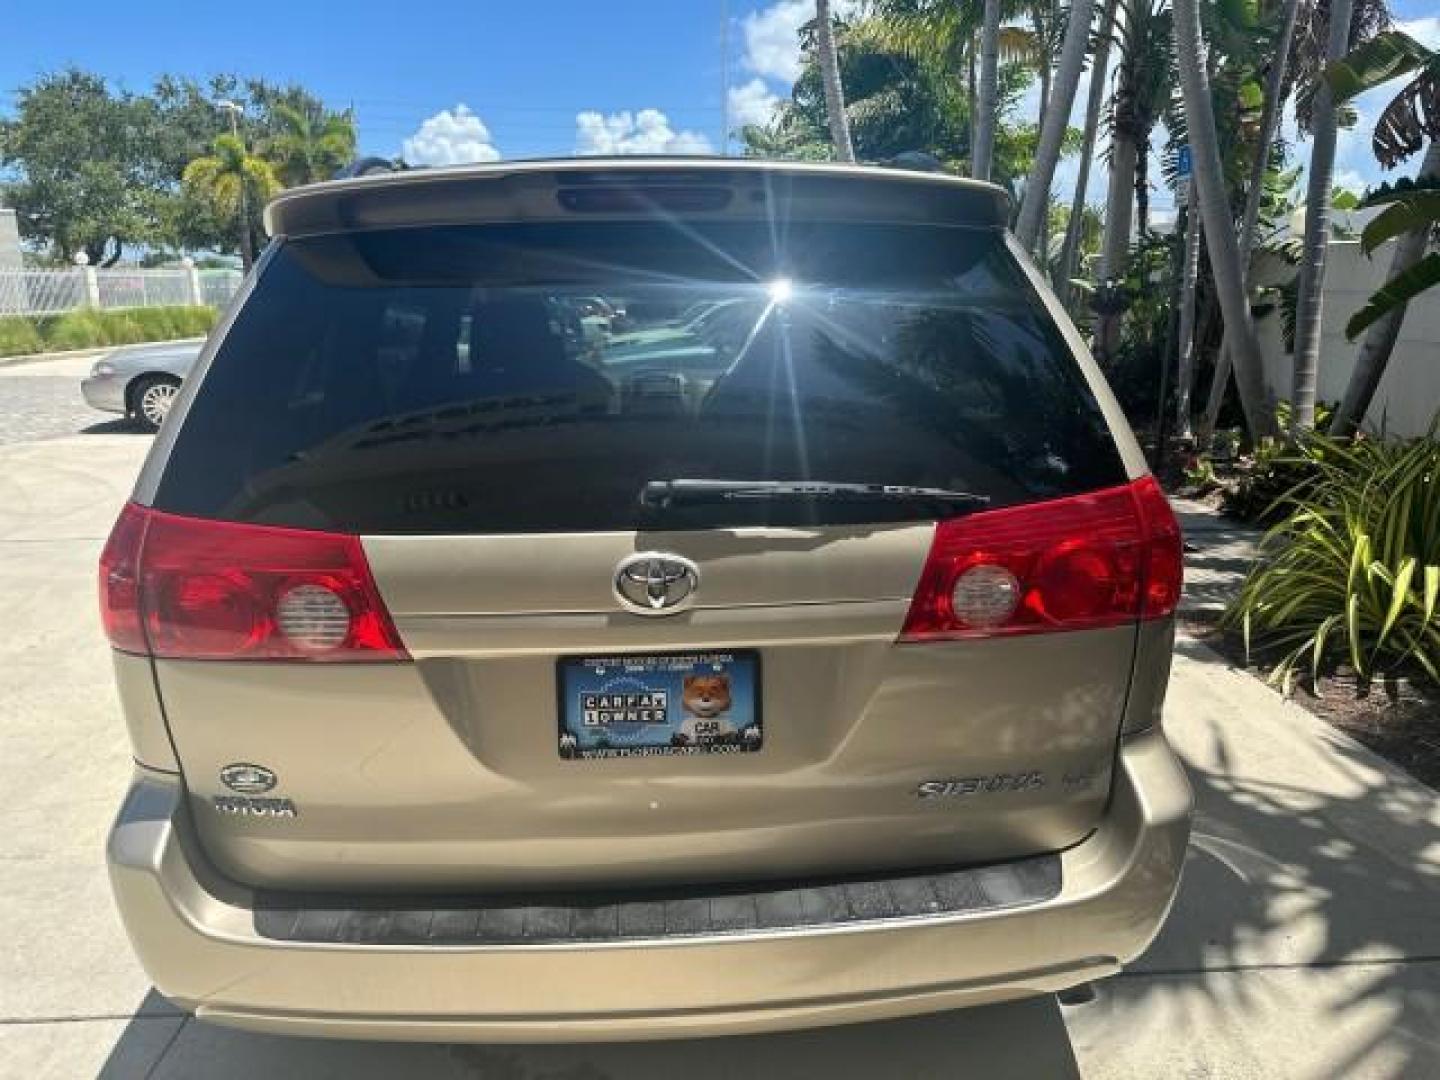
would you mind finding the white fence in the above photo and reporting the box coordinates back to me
[0,266,242,318]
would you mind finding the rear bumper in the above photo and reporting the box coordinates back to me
[81,373,127,414]
[107,729,1191,1042]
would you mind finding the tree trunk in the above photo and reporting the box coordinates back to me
[1329,138,1440,436]
[1094,134,1136,362]
[1016,0,1095,251]
[1288,0,1354,435]
[1174,179,1203,439]
[238,200,255,272]
[968,37,978,169]
[815,0,856,163]
[973,0,1002,180]
[1093,0,1135,361]
[1172,0,1277,440]
[1196,0,1302,446]
[1133,133,1150,234]
[1056,0,1119,302]
[1042,34,1054,260]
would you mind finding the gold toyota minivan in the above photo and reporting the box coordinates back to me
[101,159,1192,1042]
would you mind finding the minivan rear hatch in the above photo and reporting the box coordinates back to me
[129,164,1162,892]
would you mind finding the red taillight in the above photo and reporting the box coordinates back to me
[1130,474,1184,618]
[98,503,407,661]
[899,477,1182,642]
[98,503,149,654]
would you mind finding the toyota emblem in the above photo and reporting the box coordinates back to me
[613,553,700,615]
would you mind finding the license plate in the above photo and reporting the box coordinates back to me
[557,651,762,760]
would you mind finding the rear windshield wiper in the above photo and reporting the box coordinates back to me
[639,479,990,515]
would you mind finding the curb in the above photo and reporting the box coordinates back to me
[0,337,206,370]
[1175,629,1440,797]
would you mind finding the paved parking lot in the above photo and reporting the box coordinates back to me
[0,352,129,445]
[2,354,1438,1078]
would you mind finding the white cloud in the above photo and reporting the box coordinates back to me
[574,109,714,156]
[728,77,781,129]
[741,0,811,83]
[1396,17,1440,49]
[739,0,862,84]
[402,105,501,166]
[1333,168,1369,193]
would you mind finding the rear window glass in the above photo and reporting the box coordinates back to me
[153,220,1125,533]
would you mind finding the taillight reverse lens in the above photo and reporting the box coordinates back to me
[98,503,407,661]
[900,476,1182,642]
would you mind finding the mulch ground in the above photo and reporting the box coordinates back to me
[1181,615,1440,791]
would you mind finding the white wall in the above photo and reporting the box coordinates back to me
[0,210,22,271]
[1253,240,1440,438]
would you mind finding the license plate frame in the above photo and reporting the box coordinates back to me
[556,650,762,760]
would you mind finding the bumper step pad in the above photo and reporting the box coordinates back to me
[253,854,1061,945]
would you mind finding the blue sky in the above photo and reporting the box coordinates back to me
[3,0,1439,212]
[0,0,784,160]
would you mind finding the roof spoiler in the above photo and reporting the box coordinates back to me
[267,159,1010,239]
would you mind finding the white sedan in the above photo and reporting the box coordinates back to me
[81,341,203,432]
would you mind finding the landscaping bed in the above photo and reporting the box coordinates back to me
[1171,418,1440,792]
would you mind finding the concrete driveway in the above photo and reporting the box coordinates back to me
[2,423,1437,1078]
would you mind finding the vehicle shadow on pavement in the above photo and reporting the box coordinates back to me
[1067,635,1440,1078]
[79,419,146,436]
[98,992,1081,1079]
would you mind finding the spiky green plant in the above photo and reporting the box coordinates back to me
[1225,429,1440,692]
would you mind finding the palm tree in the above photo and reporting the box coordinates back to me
[815,0,857,162]
[1093,0,1173,359]
[182,134,280,270]
[1323,29,1440,434]
[973,0,1004,179]
[1016,0,1098,250]
[1172,0,1278,440]
[1173,179,1203,438]
[1289,0,1356,435]
[265,104,356,187]
[1056,0,1120,301]
[1197,0,1304,446]
[1028,0,1056,183]
[852,2,1041,184]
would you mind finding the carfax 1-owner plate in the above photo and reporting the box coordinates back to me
[557,651,762,760]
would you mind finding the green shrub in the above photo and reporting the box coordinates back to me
[1224,431,1440,691]
[44,309,112,350]
[3,306,216,355]
[0,316,45,357]
[107,313,148,345]
[1222,404,1341,526]
[1222,438,1318,526]
[173,305,217,336]
[129,307,179,339]
[1181,454,1221,495]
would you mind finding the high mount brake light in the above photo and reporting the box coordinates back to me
[899,476,1182,642]
[98,504,408,662]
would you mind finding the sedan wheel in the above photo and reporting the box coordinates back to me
[133,377,180,433]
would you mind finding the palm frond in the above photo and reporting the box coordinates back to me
[1373,66,1440,167]
[1346,252,1440,339]
[1357,191,1440,255]
[1325,30,1436,103]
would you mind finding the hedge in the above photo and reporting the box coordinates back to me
[0,305,217,359]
